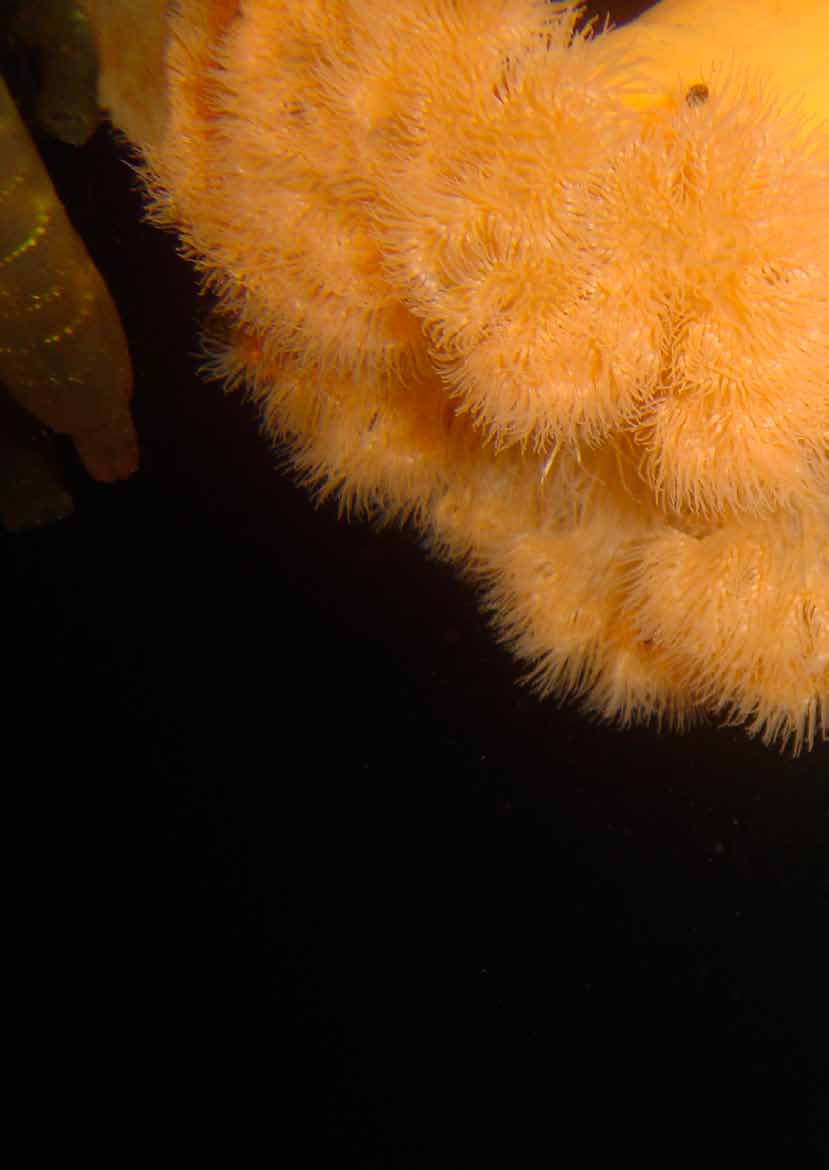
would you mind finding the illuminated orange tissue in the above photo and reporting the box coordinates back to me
[83,1,829,751]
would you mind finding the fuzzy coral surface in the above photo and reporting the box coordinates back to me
[108,0,829,751]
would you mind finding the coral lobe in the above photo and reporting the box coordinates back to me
[127,0,829,751]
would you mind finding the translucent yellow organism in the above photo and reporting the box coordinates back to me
[0,74,137,486]
[0,1,138,528]
[80,1,829,752]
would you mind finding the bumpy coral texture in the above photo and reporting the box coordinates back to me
[143,0,829,752]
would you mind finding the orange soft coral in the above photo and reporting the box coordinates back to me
[85,0,829,752]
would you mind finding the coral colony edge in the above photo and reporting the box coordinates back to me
[69,0,829,753]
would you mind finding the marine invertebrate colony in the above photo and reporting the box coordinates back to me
[83,0,829,751]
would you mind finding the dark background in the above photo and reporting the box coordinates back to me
[6,2,827,1162]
